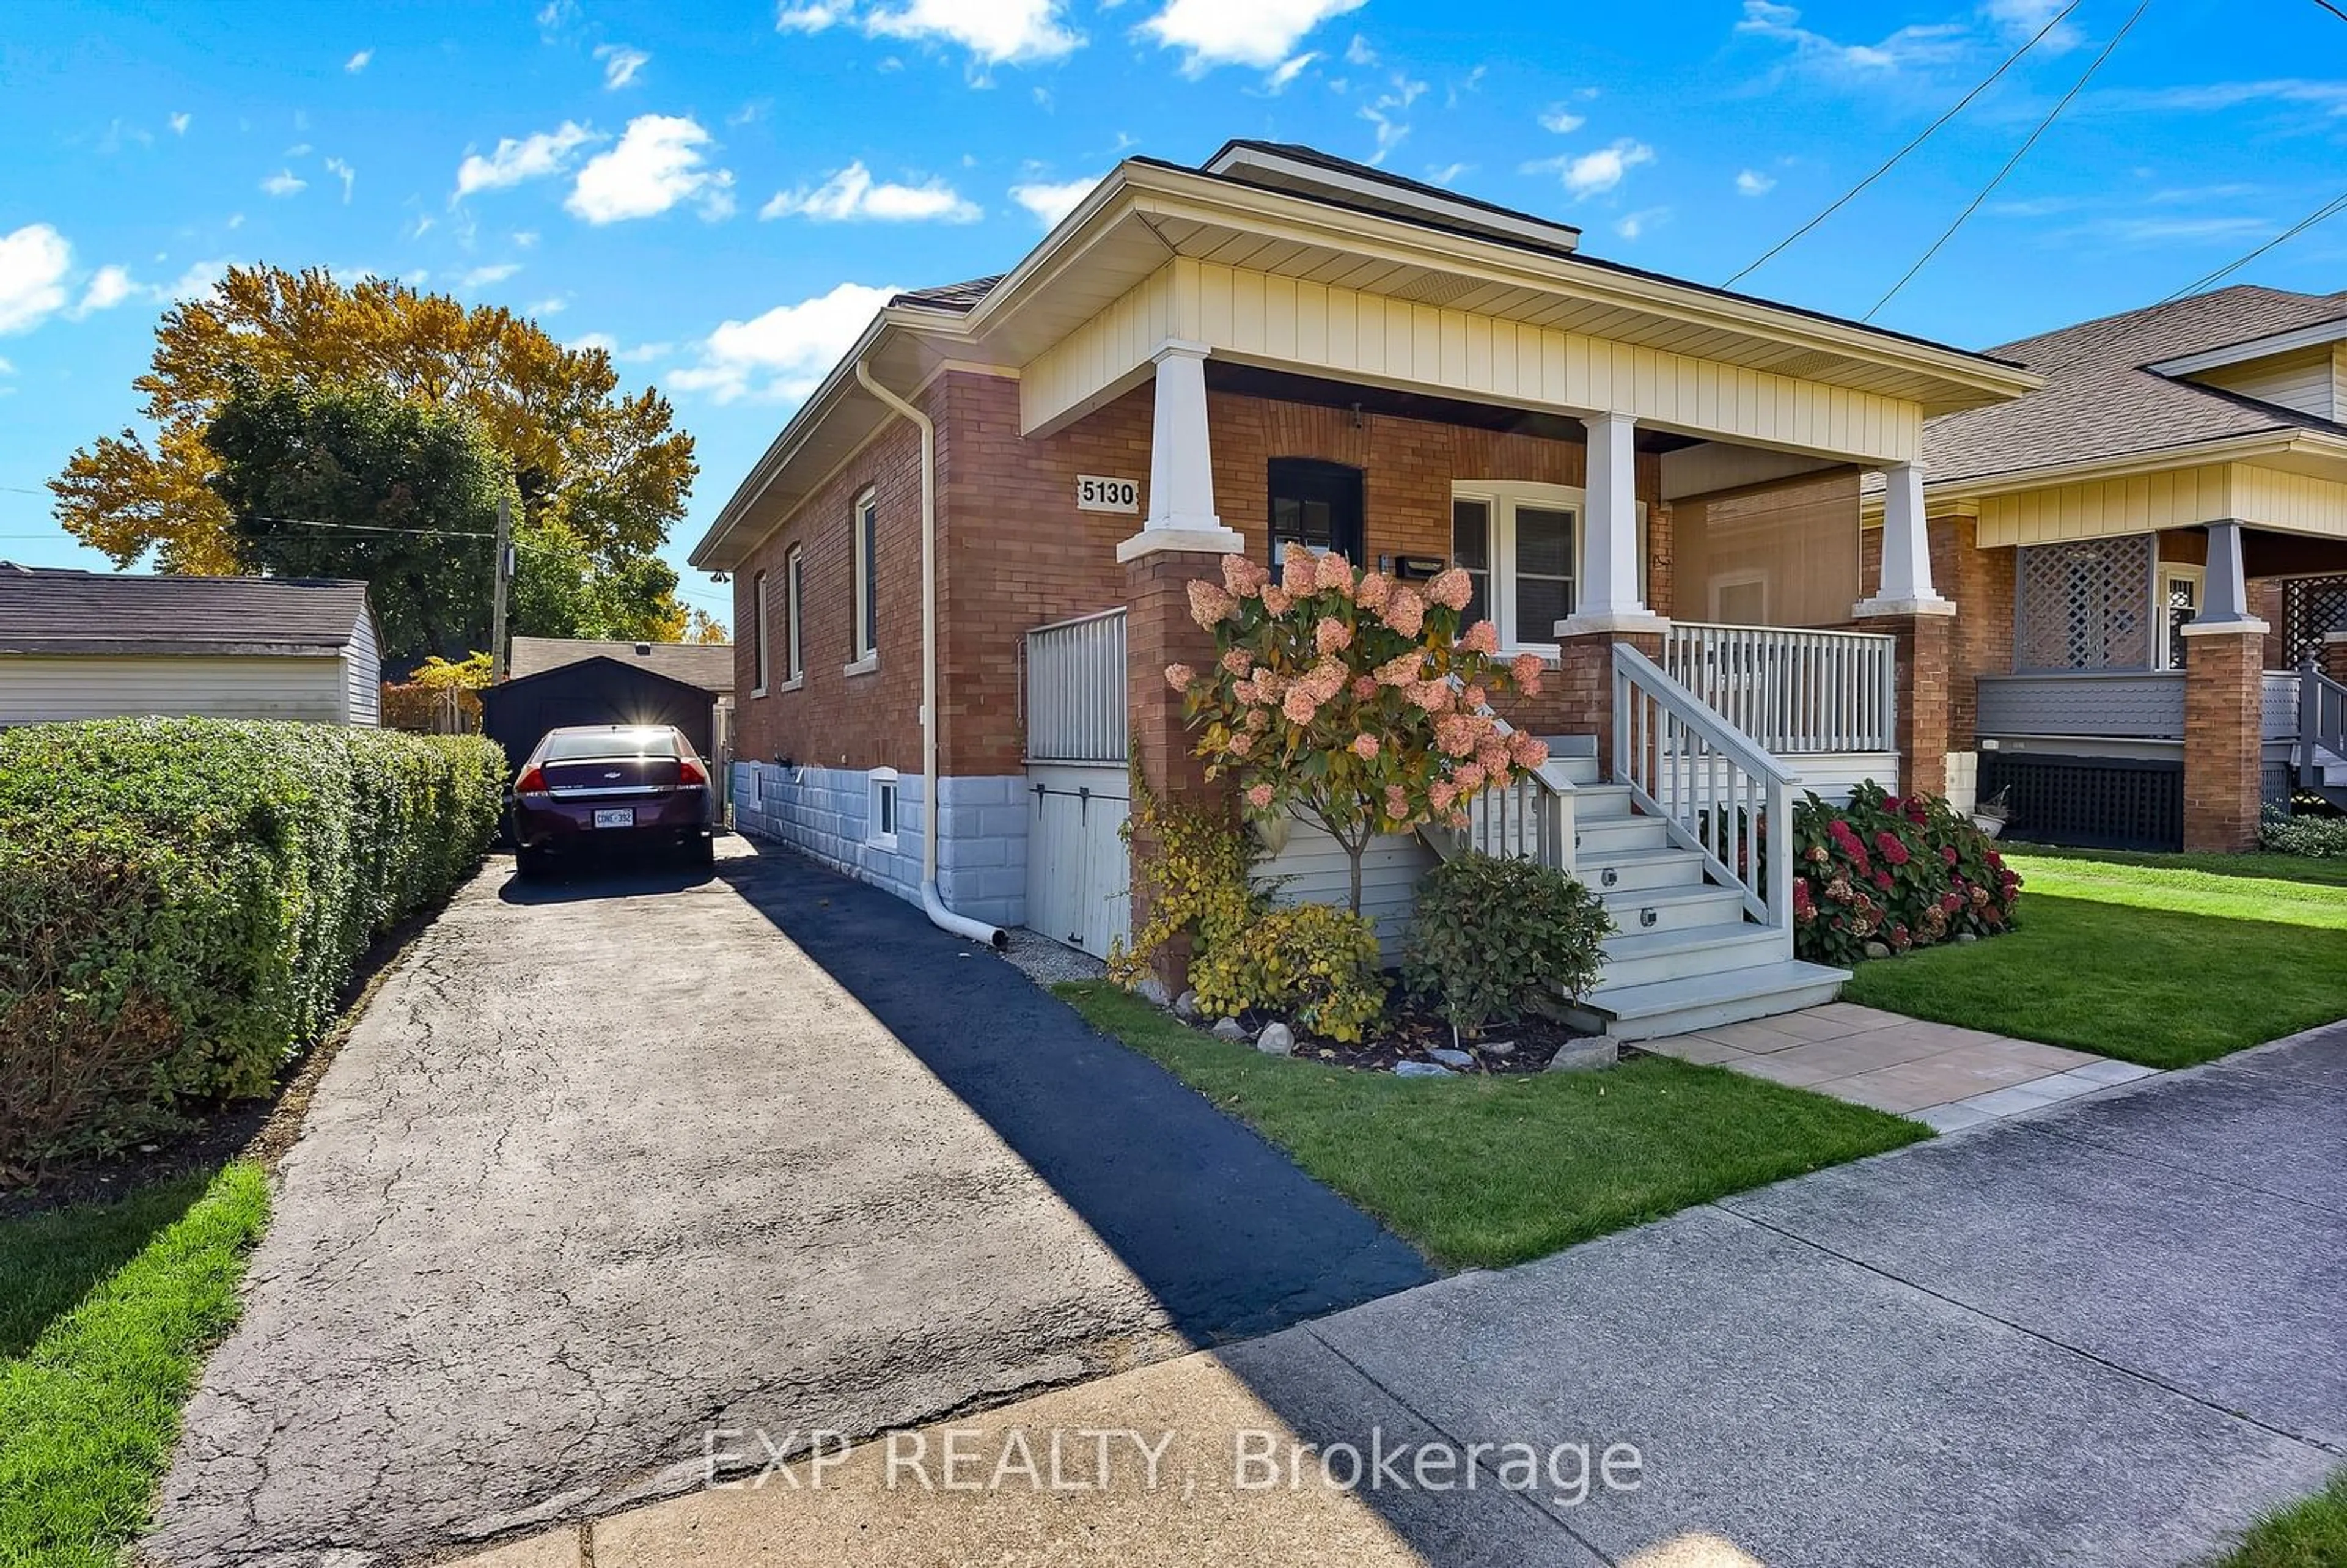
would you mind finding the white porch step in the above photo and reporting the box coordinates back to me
[1573,813,1670,856]
[1595,882,1750,935]
[1541,744,1600,788]
[1562,959,1849,1042]
[1581,844,1708,895]
[1596,920,1788,990]
[1572,783,1634,820]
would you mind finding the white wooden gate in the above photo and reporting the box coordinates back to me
[1022,609,1129,959]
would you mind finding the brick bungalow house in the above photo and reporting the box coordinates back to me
[689,139,2060,1036]
[1860,286,2347,852]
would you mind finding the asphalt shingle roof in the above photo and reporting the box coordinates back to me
[0,568,373,656]
[506,636,734,693]
[1920,285,2347,486]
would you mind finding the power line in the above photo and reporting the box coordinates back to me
[1865,0,2153,320]
[2309,0,2347,23]
[2156,186,2347,302]
[1723,0,2085,288]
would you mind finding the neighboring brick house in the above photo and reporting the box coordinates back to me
[1861,287,2347,850]
[689,139,2045,1036]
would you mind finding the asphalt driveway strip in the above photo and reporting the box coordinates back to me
[145,839,1429,1567]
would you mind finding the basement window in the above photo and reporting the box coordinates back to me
[867,768,899,851]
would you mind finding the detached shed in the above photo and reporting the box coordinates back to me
[0,565,381,726]
[479,655,721,775]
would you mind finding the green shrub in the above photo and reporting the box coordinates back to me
[1189,902,1388,1043]
[1403,852,1613,1035]
[2261,805,2347,859]
[1791,782,2020,967]
[0,719,504,1176]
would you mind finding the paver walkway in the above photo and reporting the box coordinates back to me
[149,841,1428,1566]
[460,1019,2347,1567]
[1639,999,2159,1129]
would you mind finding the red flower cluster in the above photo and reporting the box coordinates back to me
[1788,782,2021,967]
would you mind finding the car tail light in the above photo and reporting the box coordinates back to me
[515,765,549,798]
[676,757,707,786]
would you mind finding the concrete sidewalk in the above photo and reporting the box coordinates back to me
[463,1019,2346,1567]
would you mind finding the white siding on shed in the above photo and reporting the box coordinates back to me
[0,655,349,725]
[342,612,382,726]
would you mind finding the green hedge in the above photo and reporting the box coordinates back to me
[0,719,504,1176]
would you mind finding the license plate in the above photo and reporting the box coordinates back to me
[592,808,636,829]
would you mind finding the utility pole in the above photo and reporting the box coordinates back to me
[489,492,513,681]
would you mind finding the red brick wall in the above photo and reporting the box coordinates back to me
[2182,628,2264,851]
[1859,513,2013,752]
[729,403,928,772]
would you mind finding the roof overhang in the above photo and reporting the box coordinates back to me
[2146,315,2347,378]
[1865,428,2347,519]
[691,154,2043,571]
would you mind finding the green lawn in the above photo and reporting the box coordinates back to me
[0,1162,270,1568]
[1843,849,2347,1070]
[2210,1472,2347,1567]
[1056,981,1928,1270]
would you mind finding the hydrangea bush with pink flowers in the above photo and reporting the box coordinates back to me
[1167,545,1552,915]
[1788,782,2021,967]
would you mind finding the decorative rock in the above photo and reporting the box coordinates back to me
[1479,1039,1518,1057]
[1211,1018,1248,1042]
[1543,1036,1620,1074]
[1137,977,1173,1008]
[1863,940,1893,961]
[1428,1047,1475,1069]
[1255,1022,1296,1057]
[1394,1061,1456,1078]
[1955,932,1978,945]
[1173,989,1201,1021]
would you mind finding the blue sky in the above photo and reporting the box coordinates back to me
[4,0,2345,629]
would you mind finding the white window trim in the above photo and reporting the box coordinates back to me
[852,488,878,663]
[1449,480,1648,655]
[867,766,900,851]
[842,653,880,679]
[2157,562,2205,670]
[749,569,769,698]
[784,545,804,685]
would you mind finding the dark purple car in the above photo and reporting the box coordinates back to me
[509,724,715,877]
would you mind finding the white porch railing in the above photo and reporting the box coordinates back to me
[1662,622,1897,755]
[1021,607,1127,765]
[1424,678,1578,872]
[1615,642,1798,937]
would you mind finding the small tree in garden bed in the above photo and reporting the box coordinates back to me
[1790,782,2021,967]
[1166,545,1552,915]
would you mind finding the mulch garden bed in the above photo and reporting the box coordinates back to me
[1213,994,1598,1075]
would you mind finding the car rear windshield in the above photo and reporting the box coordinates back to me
[541,728,681,761]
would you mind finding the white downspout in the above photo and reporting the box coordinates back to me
[854,357,1008,949]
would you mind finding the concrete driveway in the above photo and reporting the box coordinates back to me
[149,840,1428,1566]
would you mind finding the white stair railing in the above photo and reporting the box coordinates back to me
[1422,679,1576,873]
[1614,642,1798,938]
[2299,655,2347,785]
[1661,621,1897,755]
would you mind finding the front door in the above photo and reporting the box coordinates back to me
[1268,459,1365,579]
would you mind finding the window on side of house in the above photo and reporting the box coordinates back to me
[784,546,804,684]
[867,766,898,849]
[749,570,768,695]
[2158,563,2203,670]
[851,490,878,664]
[1447,481,1642,654]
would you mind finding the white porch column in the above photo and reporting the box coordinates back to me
[1557,411,1666,636]
[2183,519,2268,634]
[1854,463,1954,617]
[1117,339,1241,563]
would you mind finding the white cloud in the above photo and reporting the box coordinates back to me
[1982,0,2081,52]
[566,115,734,224]
[454,122,600,199]
[164,260,232,301]
[528,296,568,315]
[1008,175,1101,227]
[782,0,1080,65]
[1527,138,1655,197]
[1736,168,1776,196]
[168,111,191,135]
[761,161,980,222]
[0,356,13,374]
[1615,206,1668,239]
[261,169,306,197]
[1140,0,1365,73]
[75,263,139,315]
[345,48,373,72]
[1735,0,1967,74]
[1358,72,1427,164]
[1538,105,1586,134]
[325,156,356,202]
[1264,51,1317,92]
[669,280,897,403]
[1343,33,1376,66]
[1426,161,1469,186]
[2099,79,2347,117]
[595,43,650,88]
[462,263,523,287]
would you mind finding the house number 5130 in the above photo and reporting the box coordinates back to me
[1075,475,1140,513]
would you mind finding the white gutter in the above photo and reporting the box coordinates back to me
[853,357,1008,950]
